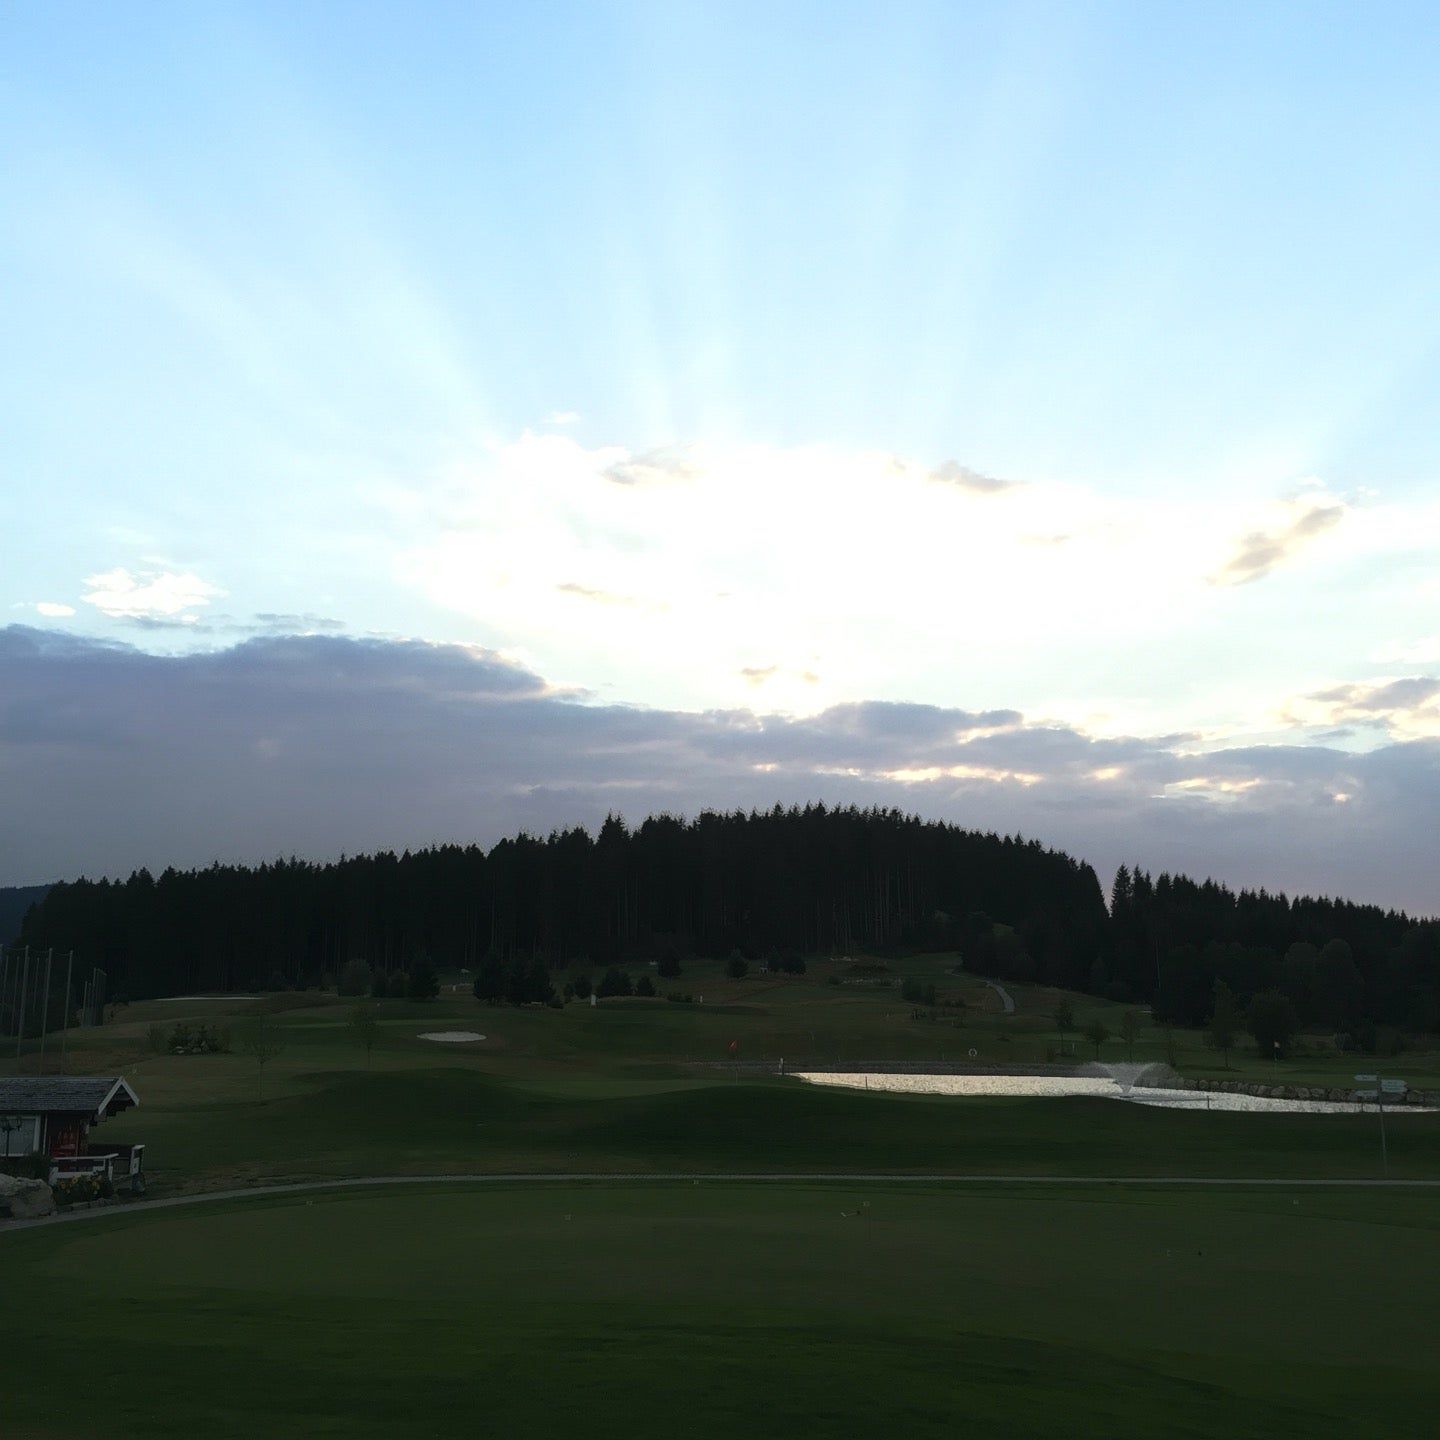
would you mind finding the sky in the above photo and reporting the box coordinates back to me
[2,3,1438,910]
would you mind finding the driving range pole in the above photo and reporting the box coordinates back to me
[15,946,30,1064]
[59,950,74,1074]
[36,948,54,1069]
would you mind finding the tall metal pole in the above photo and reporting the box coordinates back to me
[37,948,55,1070]
[15,946,30,1064]
[1377,1073,1389,1178]
[59,950,74,1075]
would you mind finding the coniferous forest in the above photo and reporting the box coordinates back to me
[11,804,1439,1033]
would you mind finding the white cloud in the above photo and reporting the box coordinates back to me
[35,602,76,617]
[545,410,581,427]
[1211,494,1346,586]
[82,567,223,619]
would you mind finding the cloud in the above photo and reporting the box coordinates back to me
[1212,497,1346,586]
[556,583,654,609]
[602,446,701,486]
[34,602,76,618]
[1286,676,1440,739]
[2,626,1435,915]
[249,612,345,633]
[545,410,581,426]
[740,666,778,686]
[81,567,223,619]
[927,460,1019,494]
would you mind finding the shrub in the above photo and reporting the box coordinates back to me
[387,971,410,999]
[725,957,749,979]
[370,971,389,999]
[146,1022,168,1053]
[635,975,656,997]
[338,959,372,996]
[597,967,633,998]
[657,952,682,978]
[666,992,694,1004]
[571,973,593,1000]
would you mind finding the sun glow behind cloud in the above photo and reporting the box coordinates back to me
[394,432,1391,725]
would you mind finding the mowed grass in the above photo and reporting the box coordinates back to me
[10,980,1438,1191]
[118,1068,1440,1192]
[6,1182,1439,1439]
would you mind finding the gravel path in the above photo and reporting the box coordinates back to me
[6,1171,1439,1235]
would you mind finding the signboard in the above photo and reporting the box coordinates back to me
[1381,1079,1407,1093]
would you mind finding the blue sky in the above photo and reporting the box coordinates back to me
[2,3,1438,901]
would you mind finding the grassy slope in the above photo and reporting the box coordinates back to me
[5,962,1437,1190]
[7,1182,1440,1440]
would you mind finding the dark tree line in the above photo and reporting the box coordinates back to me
[1108,865,1439,1037]
[15,806,1106,999]
[11,807,1437,1033]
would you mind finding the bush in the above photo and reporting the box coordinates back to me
[338,960,372,996]
[387,971,410,999]
[635,975,656,997]
[146,1022,168,1053]
[666,992,694,1004]
[571,973,593,1000]
[725,957,749,979]
[370,971,389,999]
[597,967,633,998]
[657,952,681,978]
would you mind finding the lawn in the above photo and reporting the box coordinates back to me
[5,1182,1439,1439]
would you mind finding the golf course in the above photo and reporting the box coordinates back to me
[5,956,1439,1437]
[8,1181,1440,1439]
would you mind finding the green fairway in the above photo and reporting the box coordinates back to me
[6,975,1437,1192]
[6,1182,1439,1439]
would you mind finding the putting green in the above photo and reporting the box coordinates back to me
[6,1182,1439,1438]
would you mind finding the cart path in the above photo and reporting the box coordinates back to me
[984,979,1017,1013]
[7,1171,1440,1234]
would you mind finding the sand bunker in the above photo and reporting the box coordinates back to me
[418,1031,486,1043]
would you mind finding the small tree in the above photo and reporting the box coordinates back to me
[369,969,388,999]
[1053,998,1075,1052]
[1247,989,1298,1060]
[387,970,410,999]
[241,1014,286,1101]
[407,958,439,1001]
[635,974,656,997]
[1208,980,1241,1068]
[338,959,372,997]
[1118,1010,1141,1061]
[597,967,632,998]
[348,1001,379,1065]
[571,973,593,1000]
[657,952,681,979]
[725,956,749,980]
[1083,1019,1109,1061]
